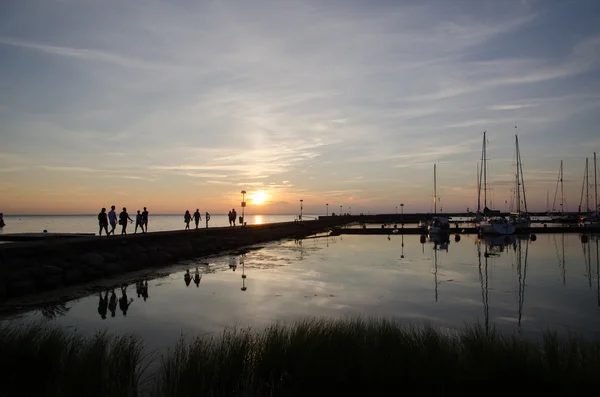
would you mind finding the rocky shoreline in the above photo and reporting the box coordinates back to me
[0,219,344,301]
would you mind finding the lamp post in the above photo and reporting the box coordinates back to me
[240,190,246,226]
[400,203,404,227]
[326,203,329,216]
[340,205,343,215]
[349,206,351,215]
[300,199,303,221]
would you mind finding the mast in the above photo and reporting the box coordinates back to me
[586,158,590,212]
[546,190,549,213]
[477,162,481,214]
[595,152,598,218]
[560,160,564,214]
[483,131,487,210]
[515,135,521,215]
[518,135,528,213]
[434,163,437,215]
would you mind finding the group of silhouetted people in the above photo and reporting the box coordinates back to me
[184,267,203,287]
[184,209,211,230]
[97,282,148,319]
[228,208,238,226]
[98,206,148,236]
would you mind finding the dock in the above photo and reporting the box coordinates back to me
[331,225,600,235]
[0,233,95,242]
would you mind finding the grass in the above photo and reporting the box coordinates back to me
[2,318,600,396]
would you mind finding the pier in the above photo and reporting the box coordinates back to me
[0,219,346,300]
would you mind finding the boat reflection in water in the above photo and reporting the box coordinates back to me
[478,234,517,256]
[477,235,529,333]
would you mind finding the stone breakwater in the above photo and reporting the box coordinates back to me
[0,219,344,301]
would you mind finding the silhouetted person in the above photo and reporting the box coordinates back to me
[228,210,232,226]
[184,269,192,286]
[142,207,149,232]
[184,210,192,230]
[194,267,201,287]
[108,289,117,317]
[136,281,143,297]
[108,205,117,235]
[193,209,202,229]
[231,208,237,226]
[142,281,149,301]
[134,210,144,234]
[98,208,109,236]
[97,290,109,319]
[0,213,5,227]
[119,284,133,316]
[119,207,133,235]
[205,212,210,228]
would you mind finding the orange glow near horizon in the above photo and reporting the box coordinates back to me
[251,190,269,205]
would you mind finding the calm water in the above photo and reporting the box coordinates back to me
[3,233,600,349]
[0,214,309,235]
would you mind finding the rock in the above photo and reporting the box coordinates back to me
[83,267,103,280]
[38,274,63,290]
[102,262,123,275]
[78,252,104,267]
[64,268,84,284]
[0,278,6,300]
[8,279,37,296]
[6,268,34,282]
[50,259,71,270]
[33,265,63,278]
[102,253,118,263]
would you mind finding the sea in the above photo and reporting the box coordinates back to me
[0,214,310,235]
[2,229,599,352]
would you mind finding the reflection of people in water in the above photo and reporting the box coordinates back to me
[97,290,108,319]
[194,267,202,287]
[108,289,117,317]
[142,281,149,301]
[119,284,133,316]
[136,281,143,298]
[184,269,192,287]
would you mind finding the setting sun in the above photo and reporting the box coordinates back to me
[251,190,269,205]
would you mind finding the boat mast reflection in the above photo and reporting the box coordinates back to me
[477,240,489,333]
[553,233,566,286]
[517,236,529,332]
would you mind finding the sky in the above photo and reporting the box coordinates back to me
[1,0,599,215]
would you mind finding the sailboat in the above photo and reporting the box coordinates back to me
[550,161,578,223]
[509,134,531,232]
[477,131,516,235]
[427,164,450,235]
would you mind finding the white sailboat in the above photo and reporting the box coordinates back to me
[428,164,450,235]
[477,131,516,235]
[510,134,531,232]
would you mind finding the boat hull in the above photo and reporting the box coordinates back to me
[479,221,516,235]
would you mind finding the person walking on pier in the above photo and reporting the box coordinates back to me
[184,210,192,230]
[98,208,109,236]
[134,210,144,234]
[228,210,233,226]
[142,207,149,232]
[193,209,202,229]
[108,205,117,235]
[119,207,133,235]
[231,208,237,226]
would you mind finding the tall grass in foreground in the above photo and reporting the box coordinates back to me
[2,318,600,397]
[0,323,147,397]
